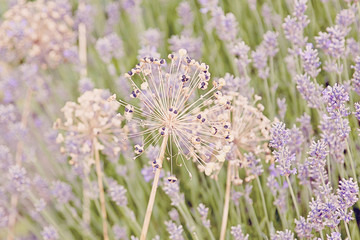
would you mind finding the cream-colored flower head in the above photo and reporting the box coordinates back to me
[111,49,231,178]
[0,0,76,68]
[54,89,127,166]
[209,92,272,184]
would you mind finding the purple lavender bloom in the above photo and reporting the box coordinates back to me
[168,35,202,59]
[301,43,321,78]
[8,165,29,193]
[346,38,360,60]
[245,152,263,177]
[165,221,184,240]
[230,225,249,240]
[320,114,349,163]
[296,113,313,142]
[75,4,95,32]
[0,207,8,227]
[78,77,94,94]
[216,12,238,42]
[177,2,193,27]
[271,229,295,240]
[337,178,359,209]
[289,126,304,155]
[327,232,341,240]
[96,33,124,63]
[105,2,120,34]
[295,216,313,238]
[169,208,179,221]
[162,178,184,206]
[140,28,163,49]
[137,46,161,60]
[335,8,355,30]
[108,179,127,206]
[354,102,360,120]
[351,56,360,95]
[251,46,268,70]
[231,190,242,206]
[277,98,287,120]
[197,203,210,227]
[112,225,127,239]
[263,31,279,57]
[322,83,350,117]
[51,181,73,204]
[273,146,297,176]
[282,15,308,48]
[141,166,155,182]
[41,226,59,240]
[269,122,290,149]
[295,74,323,109]
[315,32,331,53]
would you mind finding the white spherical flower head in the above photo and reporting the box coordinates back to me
[115,49,231,177]
[54,89,127,166]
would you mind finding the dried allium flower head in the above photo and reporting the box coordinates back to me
[0,0,76,68]
[211,93,271,183]
[54,89,127,167]
[114,49,231,178]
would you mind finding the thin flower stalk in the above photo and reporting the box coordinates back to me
[94,138,109,240]
[220,163,232,240]
[140,134,168,240]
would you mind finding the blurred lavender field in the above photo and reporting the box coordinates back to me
[1,0,360,239]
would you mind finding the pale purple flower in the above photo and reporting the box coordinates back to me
[263,31,279,57]
[41,226,59,240]
[165,221,184,240]
[168,35,202,59]
[335,8,355,29]
[197,203,210,227]
[295,216,313,238]
[277,98,287,120]
[269,122,290,149]
[354,102,360,120]
[319,114,349,164]
[283,15,308,48]
[230,225,249,240]
[346,38,360,60]
[271,229,295,240]
[8,165,29,193]
[137,46,161,60]
[105,2,120,33]
[162,178,184,206]
[216,12,238,42]
[273,146,297,176]
[108,179,127,206]
[337,178,359,209]
[297,114,313,142]
[177,2,193,27]
[327,232,341,240]
[51,181,73,204]
[289,126,304,155]
[75,4,95,33]
[112,225,127,239]
[78,77,94,94]
[322,83,350,117]
[96,33,124,63]
[0,207,8,227]
[296,74,323,108]
[140,28,163,49]
[169,208,179,221]
[351,56,360,95]
[301,43,321,78]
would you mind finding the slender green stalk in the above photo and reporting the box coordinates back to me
[285,176,300,218]
[256,176,271,234]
